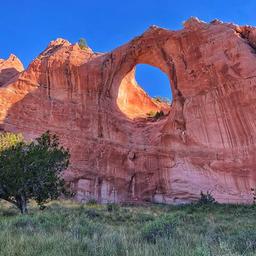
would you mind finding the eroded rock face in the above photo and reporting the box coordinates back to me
[1,18,256,204]
[0,54,24,86]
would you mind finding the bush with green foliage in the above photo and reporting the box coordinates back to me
[198,191,216,205]
[84,208,101,219]
[154,110,164,119]
[251,187,256,204]
[146,110,164,119]
[140,215,174,242]
[106,203,119,212]
[86,198,98,206]
[0,131,70,214]
[78,38,88,50]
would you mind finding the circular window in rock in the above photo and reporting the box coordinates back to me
[117,64,172,119]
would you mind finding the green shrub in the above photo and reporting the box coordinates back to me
[155,110,164,119]
[106,203,119,212]
[0,131,70,214]
[86,199,98,206]
[140,215,174,242]
[146,110,164,119]
[198,191,216,205]
[78,38,88,50]
[251,187,256,204]
[84,208,100,219]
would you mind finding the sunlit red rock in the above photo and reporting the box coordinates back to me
[0,18,256,204]
[0,54,24,86]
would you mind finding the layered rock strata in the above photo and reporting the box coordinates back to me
[0,18,256,204]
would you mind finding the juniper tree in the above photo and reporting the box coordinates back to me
[78,38,88,50]
[0,131,70,214]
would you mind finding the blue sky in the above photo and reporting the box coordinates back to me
[1,1,256,99]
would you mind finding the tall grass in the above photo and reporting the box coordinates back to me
[0,200,255,256]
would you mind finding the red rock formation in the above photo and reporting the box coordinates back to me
[0,18,256,204]
[0,54,24,86]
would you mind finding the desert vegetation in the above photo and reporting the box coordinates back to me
[0,200,255,256]
[78,38,88,50]
[0,132,70,214]
[0,132,255,255]
[146,110,165,119]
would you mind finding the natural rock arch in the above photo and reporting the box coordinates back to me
[116,64,172,119]
[0,18,256,204]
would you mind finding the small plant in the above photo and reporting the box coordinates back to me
[154,110,164,119]
[140,215,174,243]
[84,208,100,219]
[198,191,216,205]
[146,110,164,119]
[78,38,88,50]
[251,187,256,204]
[106,203,119,212]
[86,198,98,206]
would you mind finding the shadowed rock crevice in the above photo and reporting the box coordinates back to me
[0,54,24,86]
[0,68,20,86]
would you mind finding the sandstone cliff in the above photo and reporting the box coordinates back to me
[0,54,24,86]
[0,18,256,204]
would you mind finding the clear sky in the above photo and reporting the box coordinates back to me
[1,0,256,99]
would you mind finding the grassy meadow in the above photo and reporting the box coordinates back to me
[0,200,255,256]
